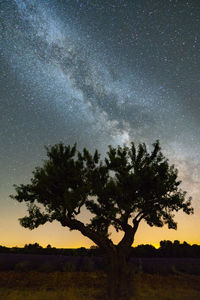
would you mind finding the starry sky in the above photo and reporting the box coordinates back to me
[0,0,200,248]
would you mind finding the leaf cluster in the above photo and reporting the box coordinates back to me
[11,141,193,236]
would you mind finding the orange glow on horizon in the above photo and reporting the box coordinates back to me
[0,203,199,249]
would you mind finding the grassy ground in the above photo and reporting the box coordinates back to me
[0,271,200,300]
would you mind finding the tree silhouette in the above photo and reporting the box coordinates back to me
[11,141,193,300]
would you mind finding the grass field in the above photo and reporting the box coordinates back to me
[0,271,200,300]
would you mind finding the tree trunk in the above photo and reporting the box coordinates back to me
[104,248,133,300]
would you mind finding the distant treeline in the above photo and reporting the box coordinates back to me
[0,240,200,257]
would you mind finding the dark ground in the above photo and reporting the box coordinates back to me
[0,253,200,274]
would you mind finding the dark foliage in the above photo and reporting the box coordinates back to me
[11,141,193,244]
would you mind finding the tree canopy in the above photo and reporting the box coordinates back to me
[11,140,193,250]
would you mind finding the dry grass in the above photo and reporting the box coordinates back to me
[0,272,105,300]
[134,273,200,300]
[0,271,199,300]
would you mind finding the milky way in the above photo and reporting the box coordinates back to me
[0,0,200,246]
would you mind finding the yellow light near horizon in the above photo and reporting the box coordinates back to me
[1,197,199,248]
[1,213,199,249]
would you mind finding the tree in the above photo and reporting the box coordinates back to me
[24,242,42,254]
[11,141,193,300]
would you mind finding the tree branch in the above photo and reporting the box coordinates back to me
[133,211,147,226]
[60,216,114,250]
[133,211,143,222]
[117,223,135,249]
[117,211,147,249]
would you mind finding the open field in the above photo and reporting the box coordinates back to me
[0,271,200,300]
[0,254,200,299]
[0,254,200,274]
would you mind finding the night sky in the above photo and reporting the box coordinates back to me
[0,0,200,248]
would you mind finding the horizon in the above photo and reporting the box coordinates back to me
[1,240,200,250]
